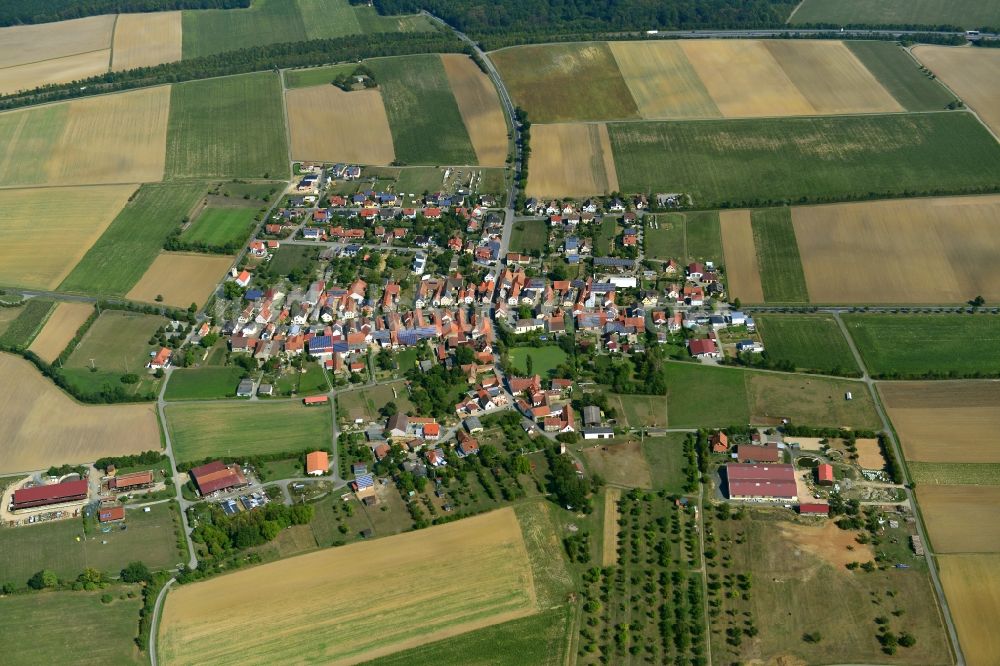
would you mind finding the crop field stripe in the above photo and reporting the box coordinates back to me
[27,301,95,363]
[0,299,56,350]
[440,54,509,167]
[720,210,764,303]
[789,0,1000,29]
[847,41,955,111]
[602,487,621,566]
[527,123,617,198]
[608,41,720,119]
[111,11,183,71]
[181,207,258,247]
[60,181,208,296]
[909,462,1000,486]
[750,208,809,303]
[286,85,395,165]
[914,46,1000,139]
[938,554,1000,666]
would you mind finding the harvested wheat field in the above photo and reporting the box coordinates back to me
[719,209,764,303]
[778,520,874,569]
[917,485,1000,553]
[158,508,537,665]
[915,46,1000,137]
[792,196,1000,303]
[603,487,621,566]
[0,49,111,96]
[528,123,619,198]
[285,85,394,165]
[127,252,233,308]
[0,353,160,473]
[112,11,183,71]
[441,54,508,166]
[0,185,136,289]
[938,554,1000,666]
[609,41,720,119]
[27,302,94,363]
[0,14,113,69]
[880,381,1000,463]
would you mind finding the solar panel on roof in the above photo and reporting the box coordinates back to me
[356,474,374,490]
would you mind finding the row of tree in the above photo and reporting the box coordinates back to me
[0,0,247,26]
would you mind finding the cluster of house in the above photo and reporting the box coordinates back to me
[508,374,575,433]
[684,310,761,360]
[526,193,656,217]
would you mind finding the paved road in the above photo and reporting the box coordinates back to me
[157,369,199,570]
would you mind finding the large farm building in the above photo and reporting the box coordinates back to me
[11,479,88,510]
[190,461,247,496]
[725,464,798,502]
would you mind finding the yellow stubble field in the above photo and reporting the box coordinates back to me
[158,507,538,665]
[719,209,764,303]
[609,41,720,119]
[27,302,95,363]
[441,54,509,167]
[917,485,1000,553]
[285,85,395,165]
[111,11,183,71]
[938,554,1000,666]
[792,196,1000,303]
[915,46,1000,137]
[0,353,160,473]
[0,14,114,68]
[527,122,619,198]
[0,49,111,96]
[127,252,234,309]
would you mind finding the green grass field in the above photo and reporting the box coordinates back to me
[367,55,479,165]
[0,299,54,350]
[509,346,568,378]
[0,504,183,585]
[644,214,685,260]
[908,462,1000,486]
[60,183,208,296]
[791,0,1000,29]
[594,217,617,256]
[641,434,689,493]
[62,310,164,394]
[0,590,144,665]
[608,113,1000,208]
[268,245,319,276]
[180,207,258,248]
[164,367,247,400]
[684,210,724,266]
[750,208,809,303]
[665,362,750,428]
[167,401,332,463]
[354,5,434,32]
[297,0,362,39]
[285,63,359,89]
[183,0,308,59]
[337,381,413,423]
[845,41,956,111]
[165,72,289,180]
[746,372,880,430]
[509,220,548,254]
[843,314,1000,377]
[755,315,860,376]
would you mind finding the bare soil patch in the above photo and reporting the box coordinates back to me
[127,252,233,308]
[527,122,618,198]
[602,487,621,566]
[581,439,653,489]
[27,302,94,363]
[719,209,764,303]
[917,484,1000,553]
[285,85,394,165]
[915,45,1000,137]
[777,520,874,570]
[112,11,183,71]
[440,54,508,167]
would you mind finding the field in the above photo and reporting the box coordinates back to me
[166,401,332,463]
[508,346,567,377]
[180,207,258,248]
[791,0,1000,29]
[165,72,288,179]
[182,0,309,59]
[164,367,247,400]
[750,207,809,303]
[527,122,619,198]
[59,182,208,296]
[683,210,724,265]
[283,63,358,89]
[441,54,508,167]
[27,302,94,363]
[508,219,548,254]
[581,440,653,489]
[0,353,160,473]
[847,41,956,111]
[127,252,233,308]
[915,46,1000,137]
[665,363,750,428]
[0,185,136,290]
[337,381,413,423]
[917,485,1000,553]
[844,314,1000,377]
[909,462,1000,486]
[491,42,639,123]
[608,113,1000,208]
[793,196,1000,303]
[111,11,183,71]
[0,15,114,94]
[285,85,395,165]
[880,381,1000,463]
[746,372,879,429]
[609,41,720,119]
[644,214,684,261]
[719,210,764,303]
[609,392,667,429]
[602,487,621,565]
[268,244,318,276]
[158,508,538,664]
[0,50,111,97]
[0,590,143,665]
[755,314,860,375]
[367,55,478,165]
[938,554,1000,666]
[0,299,56,349]
[641,434,689,493]
[63,310,165,394]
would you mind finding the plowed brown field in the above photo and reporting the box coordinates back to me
[285,85,394,165]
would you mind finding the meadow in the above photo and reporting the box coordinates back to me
[165,72,289,180]
[844,314,1000,377]
[608,112,1000,208]
[268,245,318,276]
[164,367,248,400]
[65,310,163,376]
[915,46,1000,138]
[508,346,567,378]
[641,434,689,493]
[285,85,395,165]
[60,182,208,296]
[791,0,1000,29]
[581,442,653,489]
[508,220,548,254]
[664,363,750,427]
[750,208,809,303]
[337,381,413,424]
[127,252,233,309]
[745,372,879,430]
[158,508,538,664]
[284,63,358,89]
[594,217,617,256]
[719,210,764,303]
[0,299,55,350]
[684,210,724,265]
[938,554,1000,666]
[527,122,619,198]
[846,41,955,111]
[180,207,258,249]
[607,392,668,430]
[0,590,144,665]
[166,401,332,463]
[367,55,478,166]
[754,314,860,375]
[644,214,685,261]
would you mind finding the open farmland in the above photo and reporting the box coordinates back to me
[847,41,956,111]
[915,46,1000,137]
[284,63,358,89]
[0,86,170,187]
[880,381,1000,463]
[367,55,477,165]
[111,11,183,71]
[791,0,1000,29]
[0,15,114,94]
[719,210,763,303]
[27,302,94,363]
[938,554,1000,666]
[750,207,808,303]
[164,367,248,400]
[755,314,860,375]
[0,50,111,97]
[608,112,1000,208]
[166,401,331,462]
[843,314,1000,377]
[182,0,308,59]
[286,85,395,165]
[0,185,136,290]
[0,299,55,349]
[180,207,258,248]
[665,363,750,427]
[63,309,164,394]
[60,182,208,296]
[298,0,361,39]
[527,123,618,198]
[0,353,160,474]
[158,508,538,665]
[917,485,1000,553]
[165,72,288,179]
[609,41,720,119]
[793,195,1000,304]
[909,462,1000,486]
[441,54,509,167]
[0,590,143,666]
[127,252,233,309]
[746,372,878,429]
